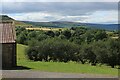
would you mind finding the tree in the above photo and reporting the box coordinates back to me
[26,38,79,62]
[94,30,108,41]
[82,30,95,43]
[17,31,28,44]
[106,39,119,68]
[45,31,55,37]
[92,41,108,64]
[37,34,48,41]
[26,46,39,61]
[62,29,71,39]
[59,34,66,39]
[55,31,60,36]
[78,43,96,65]
[16,26,26,36]
[28,31,37,39]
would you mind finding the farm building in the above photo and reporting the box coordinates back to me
[0,15,16,69]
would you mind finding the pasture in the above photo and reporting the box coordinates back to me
[26,27,63,31]
[17,44,118,76]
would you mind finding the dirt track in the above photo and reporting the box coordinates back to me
[2,70,118,78]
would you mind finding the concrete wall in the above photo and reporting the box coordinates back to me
[2,43,16,69]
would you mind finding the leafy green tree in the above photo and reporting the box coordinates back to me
[92,41,108,64]
[28,31,37,39]
[16,26,26,36]
[26,38,79,62]
[55,31,60,36]
[94,30,108,41]
[28,39,39,47]
[17,31,28,44]
[70,27,88,44]
[26,46,39,61]
[62,29,71,39]
[59,34,66,39]
[78,43,96,65]
[37,34,48,41]
[106,39,119,68]
[45,31,55,37]
[82,30,95,43]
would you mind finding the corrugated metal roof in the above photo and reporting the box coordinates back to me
[0,22,16,43]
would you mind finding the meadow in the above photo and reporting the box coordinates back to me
[17,44,118,76]
[26,27,63,31]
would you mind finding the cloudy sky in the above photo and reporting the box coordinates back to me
[1,1,118,24]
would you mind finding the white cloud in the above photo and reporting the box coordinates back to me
[7,10,118,24]
[7,12,91,22]
[2,2,117,15]
[2,2,118,24]
[8,12,64,22]
[84,10,118,24]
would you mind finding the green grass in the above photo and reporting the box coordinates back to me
[17,44,118,76]
[15,21,32,27]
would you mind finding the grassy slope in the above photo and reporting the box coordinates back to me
[17,44,118,76]
[15,21,32,27]
[15,21,65,31]
[26,27,64,31]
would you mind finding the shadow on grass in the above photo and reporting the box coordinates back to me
[3,66,31,70]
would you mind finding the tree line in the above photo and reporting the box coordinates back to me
[16,26,120,68]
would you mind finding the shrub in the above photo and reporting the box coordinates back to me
[26,38,79,62]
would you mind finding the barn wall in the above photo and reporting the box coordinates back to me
[2,43,16,69]
[0,43,2,70]
[12,43,16,67]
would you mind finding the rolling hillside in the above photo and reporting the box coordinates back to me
[15,21,32,27]
[0,15,32,27]
[22,21,118,31]
[17,44,118,76]
[1,15,118,31]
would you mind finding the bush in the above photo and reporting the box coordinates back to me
[62,29,71,39]
[91,39,120,68]
[78,43,96,65]
[106,39,119,68]
[16,26,119,68]
[26,38,79,62]
[26,46,39,61]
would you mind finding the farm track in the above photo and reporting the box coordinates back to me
[2,70,118,78]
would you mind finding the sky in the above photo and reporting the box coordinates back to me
[0,0,119,24]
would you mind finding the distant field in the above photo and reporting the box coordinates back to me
[17,44,118,76]
[106,31,119,39]
[15,21,32,27]
[111,36,119,39]
[26,27,63,31]
[15,20,64,31]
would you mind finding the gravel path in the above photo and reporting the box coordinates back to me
[1,70,118,78]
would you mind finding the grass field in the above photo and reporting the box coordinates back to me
[17,44,118,76]
[26,27,63,31]
[15,21,32,27]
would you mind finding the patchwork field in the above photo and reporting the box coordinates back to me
[26,27,63,31]
[17,44,118,76]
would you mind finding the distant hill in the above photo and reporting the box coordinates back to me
[1,15,118,30]
[15,21,32,27]
[0,15,14,21]
[79,23,118,31]
[22,21,118,31]
[0,15,32,27]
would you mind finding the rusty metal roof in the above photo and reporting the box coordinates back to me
[0,22,16,43]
